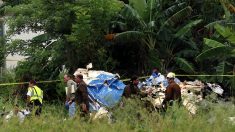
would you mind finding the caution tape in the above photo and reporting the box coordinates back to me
[121,76,150,82]
[0,80,61,86]
[176,75,235,77]
[0,74,234,86]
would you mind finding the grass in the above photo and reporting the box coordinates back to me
[0,98,235,132]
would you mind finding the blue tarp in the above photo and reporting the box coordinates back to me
[87,74,126,111]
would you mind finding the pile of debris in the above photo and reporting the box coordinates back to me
[1,63,226,122]
[139,79,225,115]
[73,64,126,120]
[74,65,225,116]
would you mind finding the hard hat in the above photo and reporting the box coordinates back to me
[167,72,175,78]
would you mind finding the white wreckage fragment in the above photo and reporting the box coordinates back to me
[207,83,224,95]
[181,80,204,115]
[5,109,30,123]
[228,117,235,125]
[92,107,109,120]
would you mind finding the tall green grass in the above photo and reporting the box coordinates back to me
[0,98,235,132]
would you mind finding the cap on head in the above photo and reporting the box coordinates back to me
[167,72,175,79]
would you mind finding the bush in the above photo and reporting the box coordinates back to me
[1,97,235,131]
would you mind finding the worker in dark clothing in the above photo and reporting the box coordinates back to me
[123,76,141,98]
[162,72,182,109]
[74,74,89,116]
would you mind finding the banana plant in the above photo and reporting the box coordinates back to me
[196,24,235,89]
[114,0,200,73]
[205,0,235,30]
[115,0,194,50]
[114,0,157,49]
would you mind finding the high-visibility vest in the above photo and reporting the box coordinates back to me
[28,86,43,104]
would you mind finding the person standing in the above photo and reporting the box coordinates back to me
[162,72,182,109]
[64,74,77,118]
[64,74,77,102]
[26,80,43,116]
[123,76,141,98]
[74,74,89,116]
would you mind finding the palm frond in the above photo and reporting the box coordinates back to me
[142,35,156,49]
[174,57,195,74]
[163,2,187,17]
[215,61,226,83]
[204,20,227,30]
[146,0,157,23]
[180,39,198,50]
[114,31,144,41]
[203,38,224,48]
[215,24,235,45]
[175,19,203,38]
[129,0,147,18]
[164,6,192,27]
[121,4,146,27]
[196,46,230,61]
[110,21,127,31]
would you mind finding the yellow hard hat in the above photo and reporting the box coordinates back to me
[167,72,175,78]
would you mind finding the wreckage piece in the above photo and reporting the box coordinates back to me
[206,83,224,96]
[91,107,109,120]
[180,80,204,92]
[182,80,224,96]
[181,88,203,115]
[74,68,126,111]
[90,107,114,123]
[4,109,30,123]
[184,80,204,86]
[141,85,202,114]
[182,92,197,115]
[182,99,197,115]
[140,86,165,109]
[141,79,223,115]
[228,117,235,125]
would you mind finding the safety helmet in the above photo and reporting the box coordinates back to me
[167,72,175,78]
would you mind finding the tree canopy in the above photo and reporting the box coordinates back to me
[0,0,234,98]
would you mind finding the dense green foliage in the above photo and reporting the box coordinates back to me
[0,1,235,130]
[0,20,5,67]
[0,37,5,67]
[0,98,235,131]
[0,0,234,100]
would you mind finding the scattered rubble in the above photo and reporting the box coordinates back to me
[139,79,225,115]
[1,107,30,123]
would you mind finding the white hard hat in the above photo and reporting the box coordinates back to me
[167,72,175,78]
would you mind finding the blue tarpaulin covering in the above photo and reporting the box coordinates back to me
[87,74,126,111]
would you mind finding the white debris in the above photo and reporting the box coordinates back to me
[228,117,235,125]
[73,68,114,84]
[5,109,30,123]
[207,83,224,95]
[92,107,109,120]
